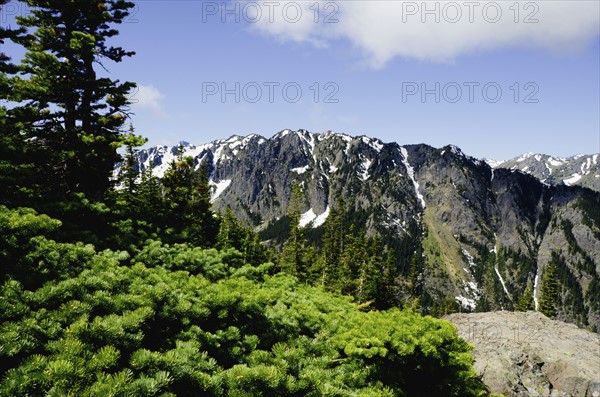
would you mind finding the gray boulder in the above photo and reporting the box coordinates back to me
[445,311,600,397]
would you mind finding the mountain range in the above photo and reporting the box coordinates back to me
[488,152,599,192]
[118,129,600,330]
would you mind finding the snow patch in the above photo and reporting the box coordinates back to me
[210,179,232,203]
[494,266,511,299]
[299,208,317,227]
[593,154,598,165]
[212,145,227,164]
[291,165,310,174]
[400,147,426,208]
[361,136,383,152]
[278,129,291,138]
[533,271,540,310]
[360,158,372,181]
[563,173,582,185]
[449,145,464,157]
[486,159,504,168]
[462,249,476,268]
[516,152,534,162]
[299,207,330,228]
[455,295,476,311]
[582,157,592,174]
[547,157,564,167]
[313,206,330,228]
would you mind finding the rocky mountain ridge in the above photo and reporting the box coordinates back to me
[118,130,600,330]
[487,152,600,192]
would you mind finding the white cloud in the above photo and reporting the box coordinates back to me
[133,84,167,116]
[245,0,600,67]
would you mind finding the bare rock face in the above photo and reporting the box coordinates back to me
[445,311,600,397]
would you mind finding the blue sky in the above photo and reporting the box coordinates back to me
[3,0,600,160]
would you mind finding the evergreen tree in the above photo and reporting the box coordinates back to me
[280,184,308,279]
[320,196,346,287]
[0,1,38,207]
[344,230,368,302]
[11,0,136,204]
[378,250,398,309]
[409,251,424,297]
[539,261,558,318]
[118,126,147,196]
[135,167,164,231]
[162,147,218,246]
[515,280,535,312]
[216,208,248,251]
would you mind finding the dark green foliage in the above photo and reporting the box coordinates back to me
[14,2,130,196]
[161,149,219,247]
[279,184,310,280]
[471,246,513,312]
[12,0,136,203]
[311,198,399,309]
[539,260,558,318]
[0,0,141,247]
[0,1,39,208]
[217,208,271,266]
[0,207,490,396]
[108,145,221,250]
[549,252,586,324]
[259,216,292,244]
[515,282,535,312]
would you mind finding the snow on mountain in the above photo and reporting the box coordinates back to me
[486,152,600,192]
[400,147,426,208]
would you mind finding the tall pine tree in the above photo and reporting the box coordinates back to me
[162,146,218,247]
[280,184,308,280]
[515,280,535,312]
[0,0,39,207]
[12,0,136,204]
[539,261,558,318]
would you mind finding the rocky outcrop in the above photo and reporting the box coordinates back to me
[445,311,600,397]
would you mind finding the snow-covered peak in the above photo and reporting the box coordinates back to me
[317,130,353,141]
[515,152,535,162]
[485,159,505,169]
[360,136,384,152]
[276,129,292,138]
[449,145,464,157]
